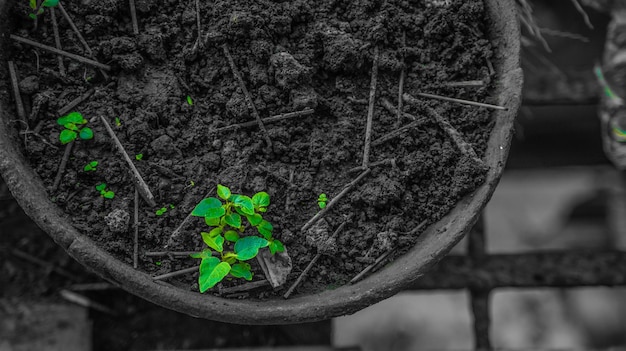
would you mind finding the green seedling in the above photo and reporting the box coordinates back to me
[190,184,284,292]
[317,193,328,209]
[83,161,98,172]
[186,95,193,106]
[57,112,93,145]
[115,117,122,127]
[95,183,115,199]
[155,261,162,266]
[135,154,143,160]
[155,204,175,216]
[28,0,59,19]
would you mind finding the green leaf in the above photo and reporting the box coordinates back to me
[234,236,269,261]
[208,227,223,238]
[224,230,240,242]
[189,249,211,259]
[252,192,270,208]
[59,129,77,144]
[79,127,93,140]
[186,95,193,106]
[269,239,285,255]
[224,213,241,229]
[216,184,231,200]
[205,216,220,226]
[58,112,84,125]
[246,213,263,226]
[222,252,238,265]
[230,262,253,280]
[135,154,143,160]
[95,183,106,191]
[318,193,327,202]
[318,201,327,209]
[201,232,224,252]
[103,191,115,199]
[198,257,230,293]
[42,0,59,7]
[191,197,223,217]
[29,0,37,10]
[256,220,273,240]
[155,207,167,216]
[233,195,254,215]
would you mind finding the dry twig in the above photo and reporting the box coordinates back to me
[165,188,215,248]
[133,188,139,269]
[58,89,94,117]
[215,109,315,133]
[8,61,26,126]
[49,7,66,76]
[396,31,406,127]
[129,0,139,35]
[284,221,348,299]
[10,35,111,71]
[300,169,370,233]
[350,250,392,284]
[362,46,380,168]
[406,92,507,111]
[52,142,73,191]
[222,44,272,149]
[153,265,199,280]
[100,116,156,206]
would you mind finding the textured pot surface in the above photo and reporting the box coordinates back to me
[0,0,522,324]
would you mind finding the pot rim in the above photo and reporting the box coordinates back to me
[0,0,522,324]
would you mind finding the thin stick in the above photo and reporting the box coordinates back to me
[222,44,272,149]
[381,97,417,122]
[215,109,315,133]
[396,32,406,128]
[284,221,348,299]
[57,2,110,80]
[52,142,73,191]
[193,0,201,48]
[362,46,380,168]
[406,92,507,111]
[350,250,392,284]
[67,282,116,291]
[10,35,111,71]
[129,0,139,35]
[145,251,200,257]
[153,265,199,280]
[426,107,484,166]
[49,7,66,76]
[284,169,294,212]
[57,1,92,56]
[165,189,214,248]
[301,169,370,233]
[371,121,420,147]
[570,0,593,29]
[220,280,269,295]
[8,61,26,125]
[133,188,139,269]
[58,89,95,116]
[99,116,156,207]
[444,80,484,87]
[348,158,396,174]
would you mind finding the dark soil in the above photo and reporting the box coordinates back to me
[6,0,495,298]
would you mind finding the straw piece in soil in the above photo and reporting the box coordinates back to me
[406,92,506,111]
[49,7,66,76]
[300,169,370,233]
[10,35,112,71]
[129,0,139,35]
[362,46,380,168]
[51,142,73,191]
[215,109,315,133]
[152,265,199,280]
[58,89,94,116]
[99,116,156,207]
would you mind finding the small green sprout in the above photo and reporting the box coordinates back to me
[189,180,195,187]
[28,0,58,19]
[57,112,93,145]
[83,161,98,172]
[95,183,115,199]
[115,117,122,127]
[317,193,328,209]
[135,154,143,160]
[186,95,193,106]
[155,261,162,266]
[190,184,284,292]
[155,204,175,216]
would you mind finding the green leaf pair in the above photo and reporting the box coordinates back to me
[95,183,114,199]
[83,160,98,172]
[57,112,93,145]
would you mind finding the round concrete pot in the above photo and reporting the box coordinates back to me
[0,0,522,324]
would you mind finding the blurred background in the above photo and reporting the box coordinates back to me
[3,0,626,350]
